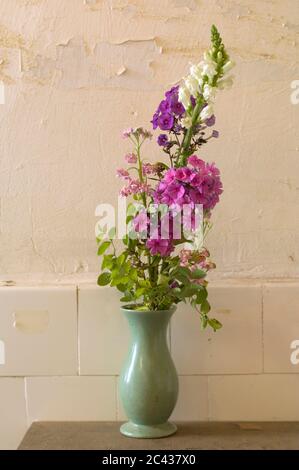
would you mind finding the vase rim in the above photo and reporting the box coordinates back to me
[121,305,177,315]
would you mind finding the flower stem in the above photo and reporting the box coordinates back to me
[179,98,203,166]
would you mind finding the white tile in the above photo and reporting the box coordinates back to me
[209,374,299,421]
[171,376,208,421]
[78,286,130,375]
[26,376,116,423]
[171,284,262,374]
[263,283,299,373]
[0,378,27,450]
[0,286,77,376]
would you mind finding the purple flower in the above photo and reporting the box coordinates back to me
[190,95,196,107]
[158,100,171,113]
[170,101,185,116]
[165,86,179,101]
[151,112,159,130]
[212,130,219,138]
[205,115,216,127]
[157,134,169,146]
[157,113,174,131]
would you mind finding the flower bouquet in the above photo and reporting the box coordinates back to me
[97,25,234,438]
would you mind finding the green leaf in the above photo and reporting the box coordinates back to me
[97,241,111,256]
[135,288,145,298]
[195,288,208,304]
[208,318,223,332]
[108,227,116,239]
[101,254,114,270]
[190,269,206,280]
[117,284,127,293]
[97,272,111,286]
[201,299,211,314]
[201,315,208,330]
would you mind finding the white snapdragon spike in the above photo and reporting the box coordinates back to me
[181,115,193,129]
[200,104,214,121]
[184,75,200,96]
[217,75,234,90]
[190,64,203,83]
[201,61,217,80]
[178,86,191,109]
[203,83,216,102]
[222,60,235,74]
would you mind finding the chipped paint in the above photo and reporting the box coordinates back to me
[13,310,49,334]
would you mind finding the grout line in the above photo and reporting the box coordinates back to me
[76,285,80,376]
[24,377,30,427]
[207,375,211,422]
[261,283,265,374]
[1,372,299,379]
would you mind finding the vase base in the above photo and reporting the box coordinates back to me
[120,421,177,439]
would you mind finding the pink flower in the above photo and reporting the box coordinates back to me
[142,163,154,175]
[122,128,133,139]
[116,168,130,180]
[188,155,205,168]
[120,179,152,198]
[125,153,137,164]
[133,212,149,233]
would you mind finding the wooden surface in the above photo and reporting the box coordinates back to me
[18,422,299,450]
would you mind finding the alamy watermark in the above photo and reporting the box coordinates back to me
[290,80,299,105]
[290,340,299,365]
[95,198,205,250]
[0,340,5,365]
[0,81,5,105]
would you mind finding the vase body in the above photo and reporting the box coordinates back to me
[119,307,178,438]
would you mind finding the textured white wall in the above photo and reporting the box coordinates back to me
[0,0,298,280]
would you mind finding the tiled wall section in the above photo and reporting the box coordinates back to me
[0,281,299,449]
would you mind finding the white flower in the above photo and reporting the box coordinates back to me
[190,63,203,83]
[202,61,217,80]
[178,86,191,108]
[203,51,212,62]
[217,75,234,90]
[203,84,217,102]
[181,115,193,129]
[184,75,200,96]
[200,104,214,121]
[223,60,235,74]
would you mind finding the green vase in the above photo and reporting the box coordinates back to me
[119,306,178,439]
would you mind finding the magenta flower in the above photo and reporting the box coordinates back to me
[188,155,205,169]
[153,162,223,211]
[146,238,174,257]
